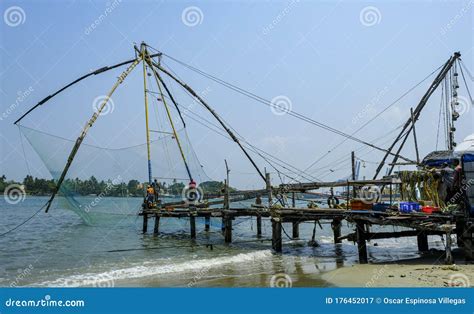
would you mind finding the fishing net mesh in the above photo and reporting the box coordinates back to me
[19,125,211,224]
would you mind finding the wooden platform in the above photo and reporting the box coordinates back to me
[139,205,473,264]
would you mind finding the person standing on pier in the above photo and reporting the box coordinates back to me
[440,162,454,203]
[146,185,155,208]
[152,179,160,203]
[452,159,462,192]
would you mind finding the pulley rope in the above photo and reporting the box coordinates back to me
[148,47,416,164]
[173,98,312,183]
[300,63,445,178]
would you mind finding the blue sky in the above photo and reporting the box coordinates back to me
[0,0,473,189]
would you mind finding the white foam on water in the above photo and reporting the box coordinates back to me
[37,250,273,287]
[318,236,334,244]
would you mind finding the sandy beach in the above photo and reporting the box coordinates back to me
[322,252,474,287]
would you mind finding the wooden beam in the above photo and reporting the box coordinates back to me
[153,215,160,235]
[410,108,420,163]
[190,215,196,239]
[257,214,262,238]
[332,218,342,244]
[462,223,473,261]
[266,172,272,206]
[445,231,453,264]
[417,231,429,252]
[351,151,356,198]
[292,221,299,239]
[272,218,282,252]
[356,220,368,264]
[142,213,148,234]
[205,216,210,232]
[224,215,232,243]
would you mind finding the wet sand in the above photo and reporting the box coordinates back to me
[322,252,474,287]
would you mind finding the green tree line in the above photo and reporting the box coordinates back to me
[1,175,235,197]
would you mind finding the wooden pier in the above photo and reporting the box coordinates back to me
[140,205,472,264]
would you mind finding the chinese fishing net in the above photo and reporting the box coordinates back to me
[19,125,211,225]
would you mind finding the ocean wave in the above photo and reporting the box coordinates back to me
[36,250,273,287]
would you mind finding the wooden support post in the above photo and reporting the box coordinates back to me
[224,215,232,243]
[356,220,368,264]
[410,108,420,163]
[190,214,196,239]
[153,215,160,235]
[462,224,473,261]
[272,218,282,252]
[445,231,453,264]
[142,213,148,234]
[256,214,262,238]
[332,218,342,244]
[389,183,393,205]
[308,220,318,246]
[291,192,296,207]
[464,238,474,261]
[224,179,230,210]
[205,216,210,232]
[224,160,230,209]
[417,231,429,252]
[292,221,299,239]
[266,172,272,206]
[351,151,356,198]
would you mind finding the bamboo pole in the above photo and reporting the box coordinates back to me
[141,43,153,184]
[45,56,142,212]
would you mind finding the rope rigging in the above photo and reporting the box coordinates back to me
[160,92,318,183]
[168,81,313,184]
[310,123,405,177]
[0,201,47,237]
[300,63,445,178]
[166,84,323,183]
[12,44,472,215]
[13,52,161,125]
[148,46,417,165]
[145,53,194,182]
[372,52,462,179]
[146,58,267,183]
[458,59,473,106]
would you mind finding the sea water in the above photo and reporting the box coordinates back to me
[0,196,447,287]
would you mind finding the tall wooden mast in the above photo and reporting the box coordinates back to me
[141,43,153,184]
